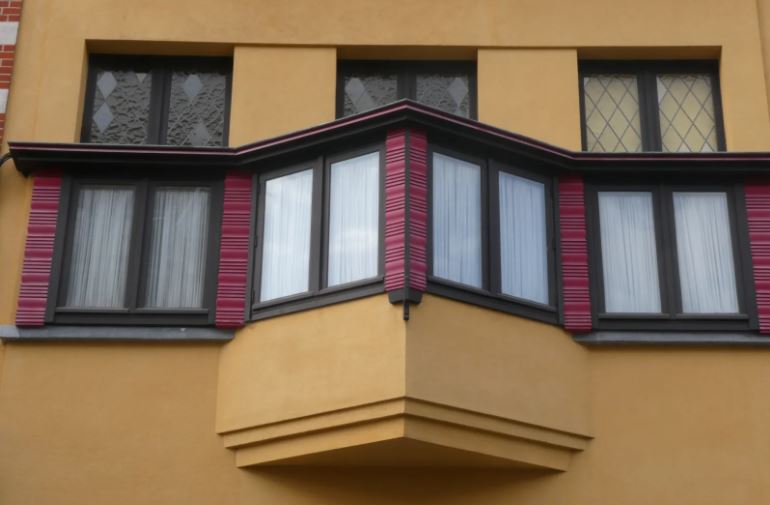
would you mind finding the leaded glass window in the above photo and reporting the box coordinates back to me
[83,56,231,146]
[338,61,476,118]
[580,61,724,153]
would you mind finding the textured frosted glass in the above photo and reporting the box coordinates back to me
[583,74,642,152]
[145,188,210,308]
[260,170,314,302]
[416,73,470,117]
[432,153,482,287]
[598,192,661,313]
[166,70,228,146]
[342,73,398,116]
[499,173,548,304]
[673,192,738,313]
[65,186,135,307]
[657,74,718,152]
[328,152,380,286]
[88,68,152,144]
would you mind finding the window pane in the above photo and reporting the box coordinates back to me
[657,74,719,152]
[598,192,661,313]
[65,186,135,308]
[145,187,210,308]
[342,73,398,116]
[416,73,471,117]
[499,173,548,304]
[260,170,314,302]
[432,153,482,288]
[166,69,228,146]
[582,74,642,152]
[328,152,380,286]
[673,192,738,313]
[87,67,152,144]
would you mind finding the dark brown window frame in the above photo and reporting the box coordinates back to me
[426,143,560,325]
[585,177,758,332]
[578,60,726,152]
[249,144,387,320]
[81,55,233,146]
[47,173,224,326]
[336,60,478,119]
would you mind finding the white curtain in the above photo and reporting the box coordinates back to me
[260,169,313,302]
[65,186,135,308]
[499,173,548,304]
[145,187,210,308]
[598,192,661,313]
[432,153,482,287]
[673,192,738,313]
[328,152,380,286]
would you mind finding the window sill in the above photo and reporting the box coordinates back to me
[251,281,385,321]
[574,331,770,346]
[0,325,233,342]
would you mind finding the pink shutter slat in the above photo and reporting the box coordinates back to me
[215,171,253,328]
[16,173,62,327]
[384,128,428,298]
[559,175,592,333]
[744,179,770,334]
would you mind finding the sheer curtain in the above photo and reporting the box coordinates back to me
[499,173,548,304]
[65,186,135,308]
[598,192,661,313]
[260,169,313,302]
[432,153,482,287]
[673,192,738,313]
[145,187,210,308]
[328,152,380,286]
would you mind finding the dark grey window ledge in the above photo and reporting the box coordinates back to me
[0,325,234,342]
[575,331,770,347]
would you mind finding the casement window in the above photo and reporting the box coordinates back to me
[579,61,725,153]
[253,147,384,315]
[81,56,232,146]
[429,149,555,321]
[587,182,755,330]
[337,61,476,119]
[49,178,222,325]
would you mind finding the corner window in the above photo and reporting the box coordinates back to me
[82,56,232,146]
[589,182,753,330]
[337,61,476,118]
[579,61,724,153]
[429,149,555,321]
[51,178,222,325]
[253,148,384,315]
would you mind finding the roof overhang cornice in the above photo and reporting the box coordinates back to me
[11,100,770,176]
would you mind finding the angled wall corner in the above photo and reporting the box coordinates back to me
[215,295,591,470]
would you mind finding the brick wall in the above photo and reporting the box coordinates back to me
[0,0,21,144]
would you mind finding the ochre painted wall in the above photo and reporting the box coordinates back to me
[2,0,770,503]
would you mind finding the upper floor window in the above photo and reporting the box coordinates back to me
[81,56,232,146]
[337,61,476,119]
[587,181,755,330]
[49,177,222,325]
[579,61,725,153]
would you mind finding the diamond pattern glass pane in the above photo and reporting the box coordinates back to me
[88,68,152,144]
[416,73,471,117]
[342,73,398,116]
[166,70,228,146]
[582,74,642,152]
[657,74,718,152]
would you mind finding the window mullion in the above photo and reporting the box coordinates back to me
[642,69,663,151]
[657,185,681,317]
[487,162,501,296]
[311,158,325,292]
[157,65,173,145]
[124,179,149,312]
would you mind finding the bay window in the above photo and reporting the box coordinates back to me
[252,148,384,316]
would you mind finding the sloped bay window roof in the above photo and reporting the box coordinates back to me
[11,101,770,342]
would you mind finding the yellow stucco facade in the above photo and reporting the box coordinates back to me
[2,0,770,503]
